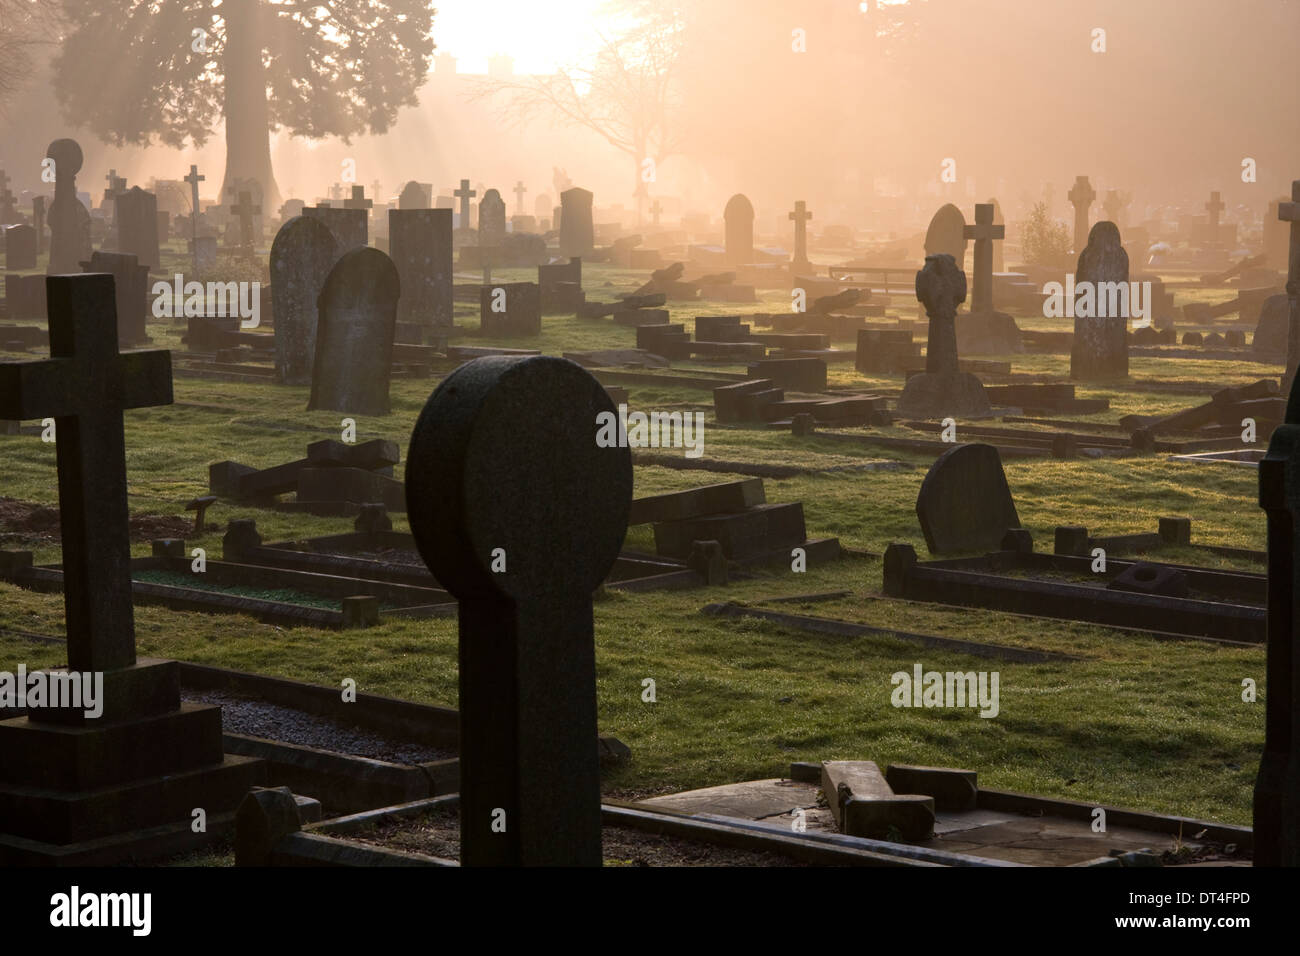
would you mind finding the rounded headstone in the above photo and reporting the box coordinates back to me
[924,203,967,265]
[915,443,1019,554]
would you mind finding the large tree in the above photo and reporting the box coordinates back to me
[51,0,436,211]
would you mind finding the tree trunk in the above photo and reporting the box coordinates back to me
[221,0,281,214]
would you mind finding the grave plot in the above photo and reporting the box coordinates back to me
[209,437,406,516]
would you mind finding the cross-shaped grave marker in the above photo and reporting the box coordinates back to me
[963,202,1005,314]
[788,200,813,266]
[405,355,632,866]
[1068,175,1096,255]
[514,180,527,215]
[1206,190,1226,239]
[0,274,172,671]
[229,188,261,253]
[184,164,205,271]
[455,178,477,230]
[344,184,373,211]
[103,169,126,209]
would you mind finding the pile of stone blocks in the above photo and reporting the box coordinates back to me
[692,314,766,360]
[817,761,977,841]
[713,378,887,426]
[210,438,405,514]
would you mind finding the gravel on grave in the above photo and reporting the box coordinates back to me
[185,690,452,765]
[344,805,819,867]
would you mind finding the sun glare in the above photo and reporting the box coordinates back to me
[432,0,611,75]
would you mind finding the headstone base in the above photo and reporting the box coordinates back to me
[897,371,992,419]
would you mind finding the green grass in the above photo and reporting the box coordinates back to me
[0,255,1272,827]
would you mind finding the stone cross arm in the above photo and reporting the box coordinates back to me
[0,350,171,420]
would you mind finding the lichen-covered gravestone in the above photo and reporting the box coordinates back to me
[80,250,150,345]
[1070,221,1129,381]
[308,247,399,416]
[270,215,338,385]
[897,254,991,419]
[405,355,633,866]
[915,442,1020,554]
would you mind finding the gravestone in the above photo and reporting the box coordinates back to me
[513,180,528,215]
[1205,191,1225,244]
[192,235,218,270]
[1256,365,1300,866]
[924,203,966,266]
[916,443,1019,555]
[404,355,632,866]
[114,186,160,269]
[987,198,1005,273]
[344,185,373,215]
[308,247,400,416]
[303,204,367,253]
[897,254,990,418]
[534,193,552,221]
[45,139,92,275]
[789,200,812,270]
[724,193,755,265]
[959,204,1021,354]
[1253,295,1290,355]
[4,224,36,270]
[390,207,454,335]
[229,189,262,253]
[270,215,338,385]
[1068,175,1096,254]
[455,179,477,230]
[81,250,150,345]
[1070,221,1130,381]
[0,274,262,862]
[963,203,1004,314]
[1264,196,1291,273]
[478,188,507,248]
[480,282,541,337]
[560,187,594,258]
[32,195,46,255]
[1279,182,1300,390]
[399,180,430,210]
[0,169,15,224]
[157,210,170,241]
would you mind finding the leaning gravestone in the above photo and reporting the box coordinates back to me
[115,185,160,269]
[390,208,454,335]
[724,193,755,265]
[916,442,1020,554]
[560,187,594,258]
[81,250,150,345]
[45,138,92,275]
[308,247,399,416]
[897,254,991,418]
[405,355,633,866]
[924,203,967,266]
[303,204,368,253]
[270,215,338,385]
[4,223,36,270]
[0,274,262,863]
[1070,221,1129,380]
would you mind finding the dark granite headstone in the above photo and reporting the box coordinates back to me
[115,186,160,269]
[303,204,367,253]
[270,215,338,385]
[1070,221,1130,381]
[45,139,92,275]
[916,442,1020,554]
[4,224,36,270]
[560,187,594,258]
[404,355,632,866]
[308,247,399,416]
[724,193,755,265]
[897,254,990,418]
[389,208,453,334]
[80,250,149,345]
[924,203,967,265]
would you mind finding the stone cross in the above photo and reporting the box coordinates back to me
[103,169,126,211]
[1068,175,1096,254]
[1206,190,1225,233]
[789,200,813,266]
[229,189,261,251]
[1279,181,1300,389]
[328,182,344,202]
[344,184,373,211]
[650,198,662,226]
[916,253,966,376]
[405,355,632,866]
[963,202,1005,313]
[514,180,527,215]
[0,274,172,672]
[455,179,477,230]
[184,164,205,272]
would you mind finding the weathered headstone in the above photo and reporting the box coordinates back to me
[303,204,367,253]
[789,200,812,270]
[0,274,262,861]
[963,203,1004,314]
[308,247,399,416]
[389,207,454,335]
[229,189,263,253]
[560,187,594,258]
[478,188,506,248]
[4,223,36,270]
[480,281,541,337]
[114,186,160,269]
[916,443,1020,554]
[399,180,430,210]
[724,193,755,265]
[1265,195,1292,272]
[1070,221,1130,381]
[924,203,967,265]
[896,254,991,418]
[404,355,632,866]
[45,139,92,275]
[270,215,338,385]
[81,250,150,345]
[1068,175,1096,254]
